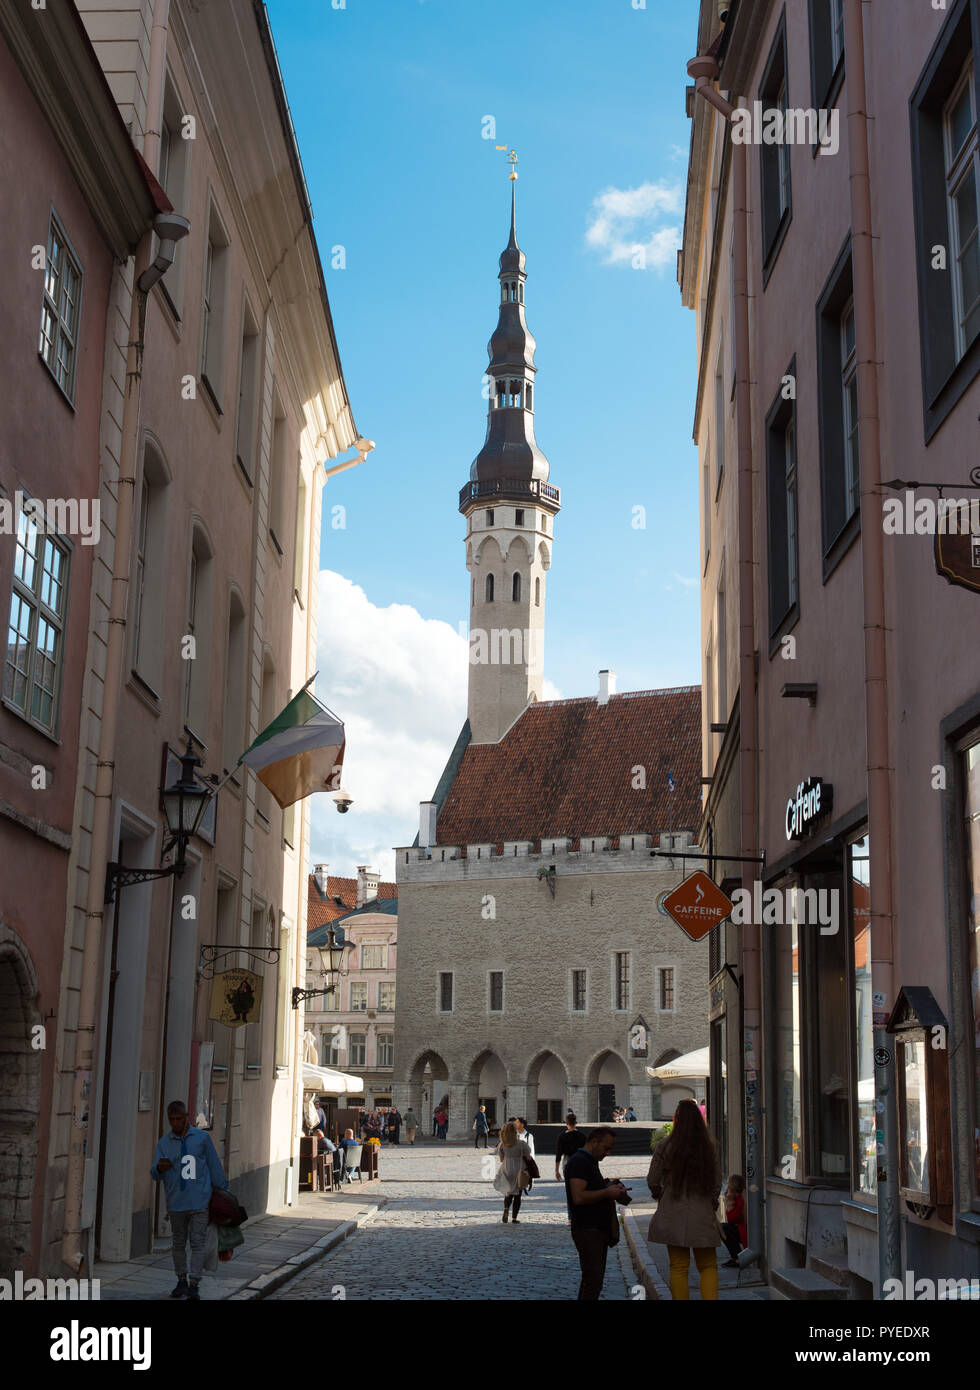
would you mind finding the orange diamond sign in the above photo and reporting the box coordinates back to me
[661,870,734,942]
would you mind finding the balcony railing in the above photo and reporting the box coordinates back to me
[459,477,561,510]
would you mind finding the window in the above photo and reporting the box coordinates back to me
[294,472,308,600]
[511,572,521,602]
[772,911,802,1178]
[817,245,861,567]
[349,1032,366,1068]
[571,970,587,1012]
[184,527,213,736]
[714,347,726,493]
[246,906,266,1071]
[131,444,169,691]
[485,573,494,603]
[945,60,980,358]
[212,883,237,1071]
[156,76,191,313]
[350,982,368,1011]
[322,1028,340,1065]
[38,213,82,402]
[256,652,276,823]
[526,383,533,410]
[660,967,675,1012]
[534,576,540,607]
[849,833,875,1196]
[200,202,230,408]
[514,509,525,527]
[716,575,727,725]
[376,1033,394,1067]
[702,457,711,569]
[438,972,453,1012]
[802,873,849,1179]
[268,402,287,552]
[378,981,395,1012]
[486,509,494,526]
[911,13,980,439]
[961,735,980,1200]
[3,507,70,732]
[766,369,799,640]
[235,302,260,485]
[489,971,504,1012]
[809,0,846,112]
[221,592,246,776]
[321,983,340,1012]
[759,16,792,274]
[361,944,386,969]
[614,952,630,1011]
[274,920,292,1067]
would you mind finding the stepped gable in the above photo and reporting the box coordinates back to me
[434,685,701,846]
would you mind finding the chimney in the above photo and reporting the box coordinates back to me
[313,864,329,895]
[419,800,437,850]
[597,669,617,705]
[356,866,380,908]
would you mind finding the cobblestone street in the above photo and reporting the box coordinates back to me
[270,1143,643,1301]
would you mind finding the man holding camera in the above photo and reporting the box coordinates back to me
[564,1126,630,1300]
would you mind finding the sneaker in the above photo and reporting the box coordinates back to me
[501,1212,508,1223]
[169,1278,189,1299]
[186,1282,201,1300]
[511,1218,520,1224]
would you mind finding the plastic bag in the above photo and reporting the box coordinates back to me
[217,1223,245,1256]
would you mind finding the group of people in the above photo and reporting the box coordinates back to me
[612,1106,638,1122]
[357,1106,409,1146]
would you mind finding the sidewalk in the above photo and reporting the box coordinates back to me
[623,1197,769,1301]
[93,1184,384,1301]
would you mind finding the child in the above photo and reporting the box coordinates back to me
[721,1173,747,1268]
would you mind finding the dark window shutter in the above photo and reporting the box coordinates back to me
[767,413,790,633]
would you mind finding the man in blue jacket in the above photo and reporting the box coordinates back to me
[151,1100,227,1299]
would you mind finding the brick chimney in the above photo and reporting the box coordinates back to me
[356,866,380,908]
[313,864,329,894]
[598,669,617,705]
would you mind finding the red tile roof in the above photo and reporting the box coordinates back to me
[435,687,701,846]
[307,874,397,931]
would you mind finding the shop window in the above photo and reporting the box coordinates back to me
[849,834,876,1197]
[961,731,980,1202]
[910,6,980,439]
[772,910,802,1179]
[802,873,849,1181]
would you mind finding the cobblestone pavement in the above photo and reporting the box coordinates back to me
[270,1143,645,1301]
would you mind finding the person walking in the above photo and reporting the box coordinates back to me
[473,1104,491,1149]
[513,1117,535,1158]
[564,1126,628,1300]
[388,1107,402,1146]
[646,1098,723,1301]
[494,1120,533,1223]
[554,1112,587,1182]
[432,1107,439,1138]
[435,1106,448,1141]
[151,1100,228,1300]
[404,1107,419,1145]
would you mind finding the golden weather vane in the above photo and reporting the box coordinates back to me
[495,145,519,180]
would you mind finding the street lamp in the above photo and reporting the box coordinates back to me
[292,924,351,1009]
[104,738,211,903]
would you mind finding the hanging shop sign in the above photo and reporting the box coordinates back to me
[208,968,263,1028]
[661,870,734,942]
[935,528,980,595]
[784,777,833,841]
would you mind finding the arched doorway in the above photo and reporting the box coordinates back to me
[526,1050,568,1124]
[408,1049,449,1136]
[586,1049,632,1121]
[469,1050,507,1128]
[0,930,41,1275]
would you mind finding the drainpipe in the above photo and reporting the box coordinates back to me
[687,56,764,1268]
[61,0,176,1272]
[842,0,900,1294]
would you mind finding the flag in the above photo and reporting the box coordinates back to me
[668,769,675,792]
[238,687,345,810]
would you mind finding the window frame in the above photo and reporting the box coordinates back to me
[438,971,454,1014]
[613,951,631,1013]
[816,239,862,578]
[759,10,793,282]
[570,968,588,1013]
[943,58,980,360]
[488,970,504,1014]
[38,209,84,406]
[765,361,800,650]
[349,981,368,1012]
[3,503,72,736]
[378,980,396,1013]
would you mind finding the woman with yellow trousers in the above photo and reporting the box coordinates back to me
[646,1098,723,1300]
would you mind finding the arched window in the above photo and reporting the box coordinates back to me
[485,573,494,602]
[512,572,521,602]
[526,383,533,411]
[535,576,541,606]
[508,379,522,407]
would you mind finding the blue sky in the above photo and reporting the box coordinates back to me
[266,0,702,874]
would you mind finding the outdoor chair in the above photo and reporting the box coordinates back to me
[342,1143,363,1183]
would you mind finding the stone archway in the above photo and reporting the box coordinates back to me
[584,1049,632,1121]
[0,928,42,1276]
[401,1049,450,1137]
[526,1050,569,1125]
[468,1049,507,1130]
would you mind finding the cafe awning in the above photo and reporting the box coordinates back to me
[302,1064,363,1093]
[646,1047,721,1080]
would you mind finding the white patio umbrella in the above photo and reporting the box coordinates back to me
[646,1046,723,1080]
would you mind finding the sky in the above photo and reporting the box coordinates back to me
[266,0,702,878]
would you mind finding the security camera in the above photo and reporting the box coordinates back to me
[718,1,730,19]
[333,787,353,814]
[138,211,190,292]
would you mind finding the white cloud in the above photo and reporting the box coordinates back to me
[671,572,699,589]
[585,181,682,271]
[308,572,563,880]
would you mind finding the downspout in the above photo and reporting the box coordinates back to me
[688,57,764,1268]
[842,0,900,1293]
[61,0,173,1272]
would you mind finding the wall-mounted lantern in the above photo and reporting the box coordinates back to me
[886,986,953,1223]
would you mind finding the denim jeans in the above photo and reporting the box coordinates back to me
[170,1209,209,1282]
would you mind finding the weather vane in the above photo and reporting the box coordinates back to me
[495,145,519,180]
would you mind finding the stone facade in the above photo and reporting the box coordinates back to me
[392,835,709,1137]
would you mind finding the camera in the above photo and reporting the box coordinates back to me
[332,787,353,814]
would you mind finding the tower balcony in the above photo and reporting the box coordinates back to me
[459,477,561,514]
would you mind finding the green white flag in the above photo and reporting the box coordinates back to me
[239,687,345,810]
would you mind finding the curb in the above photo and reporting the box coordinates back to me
[229,1201,386,1300]
[623,1207,669,1301]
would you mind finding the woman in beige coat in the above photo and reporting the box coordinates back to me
[493,1121,532,1223]
[646,1098,723,1300]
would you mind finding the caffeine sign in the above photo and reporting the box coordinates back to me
[661,871,734,942]
[785,777,832,841]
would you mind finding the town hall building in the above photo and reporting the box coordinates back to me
[391,184,709,1138]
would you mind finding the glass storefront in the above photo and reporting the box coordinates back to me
[849,833,876,1196]
[962,740,980,1197]
[773,913,802,1178]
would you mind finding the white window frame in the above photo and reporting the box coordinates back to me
[349,981,368,1012]
[38,210,83,404]
[3,503,71,734]
[348,1031,367,1068]
[376,1032,394,1068]
[943,59,980,360]
[378,981,396,1013]
[361,944,387,970]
